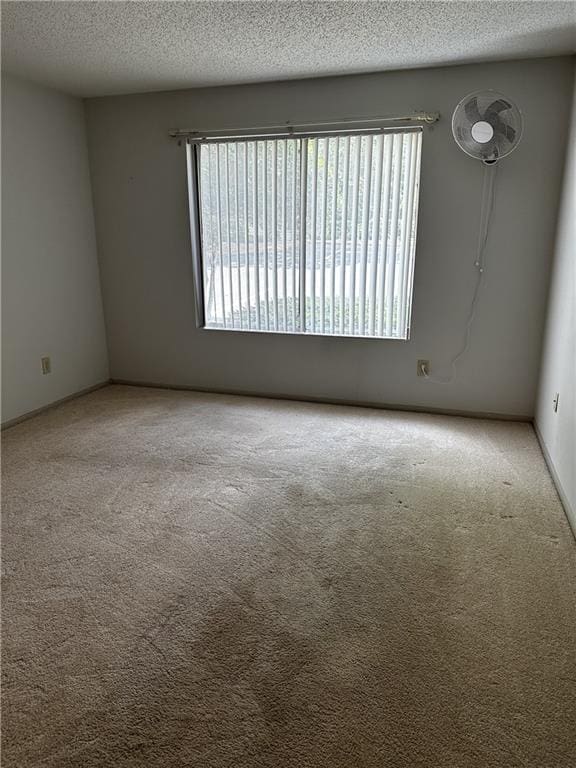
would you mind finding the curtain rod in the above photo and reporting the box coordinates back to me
[169,112,440,142]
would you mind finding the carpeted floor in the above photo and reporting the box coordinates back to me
[2,384,575,768]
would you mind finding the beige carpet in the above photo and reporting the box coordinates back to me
[2,384,575,768]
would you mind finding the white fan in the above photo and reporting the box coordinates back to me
[452,90,523,164]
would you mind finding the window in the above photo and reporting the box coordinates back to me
[189,128,422,339]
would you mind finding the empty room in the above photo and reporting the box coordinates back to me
[1,1,575,766]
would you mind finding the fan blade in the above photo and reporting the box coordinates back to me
[483,99,512,122]
[489,116,516,144]
[489,132,509,159]
[464,97,482,124]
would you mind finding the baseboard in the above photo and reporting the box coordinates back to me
[110,378,531,422]
[532,422,575,539]
[1,378,531,429]
[1,381,111,431]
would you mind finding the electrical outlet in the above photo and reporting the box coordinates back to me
[41,356,51,375]
[553,393,559,413]
[417,359,429,377]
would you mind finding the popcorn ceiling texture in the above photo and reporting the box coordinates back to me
[1,1,575,97]
[2,385,576,767]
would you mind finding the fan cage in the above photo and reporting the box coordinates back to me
[452,90,523,163]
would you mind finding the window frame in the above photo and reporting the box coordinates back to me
[186,125,423,341]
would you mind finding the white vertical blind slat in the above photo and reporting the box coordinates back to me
[402,131,422,337]
[202,146,216,322]
[242,143,251,329]
[348,137,361,335]
[299,139,309,332]
[224,145,235,327]
[262,142,270,329]
[252,142,261,329]
[319,138,329,334]
[368,135,384,335]
[395,134,414,337]
[385,134,404,337]
[234,145,243,329]
[291,141,298,332]
[358,135,373,335]
[281,140,288,331]
[215,145,227,327]
[376,136,394,337]
[339,137,351,334]
[309,140,319,333]
[271,141,279,330]
[329,138,340,334]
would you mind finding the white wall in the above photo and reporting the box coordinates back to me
[86,57,573,418]
[1,74,109,424]
[536,64,576,527]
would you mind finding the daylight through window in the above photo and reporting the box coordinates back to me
[193,128,422,339]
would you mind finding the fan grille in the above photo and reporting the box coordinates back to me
[452,90,523,162]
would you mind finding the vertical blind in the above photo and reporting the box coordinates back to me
[195,128,422,339]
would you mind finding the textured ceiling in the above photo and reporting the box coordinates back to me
[1,1,575,97]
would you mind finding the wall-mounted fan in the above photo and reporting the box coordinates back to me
[452,90,523,163]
